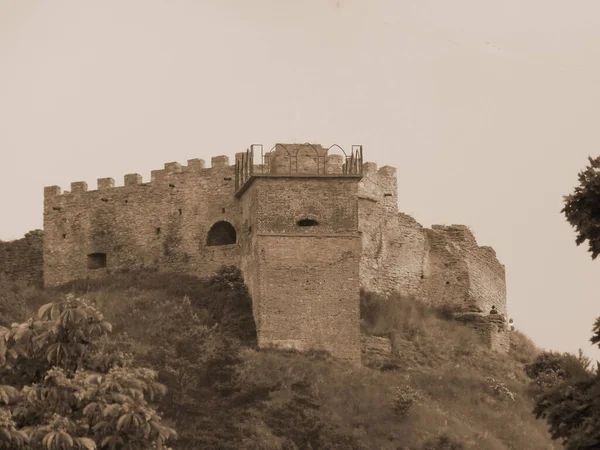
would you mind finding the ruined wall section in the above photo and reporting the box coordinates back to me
[465,245,507,316]
[420,226,473,310]
[0,230,44,286]
[421,225,507,316]
[43,157,241,287]
[358,162,426,297]
[355,159,508,348]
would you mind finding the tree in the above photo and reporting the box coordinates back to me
[562,155,600,260]
[0,293,177,449]
[530,156,600,449]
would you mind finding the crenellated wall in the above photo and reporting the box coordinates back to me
[43,156,242,287]
[0,230,44,285]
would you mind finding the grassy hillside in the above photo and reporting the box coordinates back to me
[0,269,560,450]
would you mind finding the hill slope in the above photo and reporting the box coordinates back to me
[0,268,559,449]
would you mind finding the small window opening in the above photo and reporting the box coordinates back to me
[384,193,393,197]
[297,218,319,227]
[223,177,232,181]
[87,253,107,270]
[178,209,182,215]
[52,206,62,211]
[222,207,226,213]
[445,281,451,285]
[420,274,425,279]
[169,183,175,188]
[206,221,237,246]
[156,227,161,236]
[62,234,67,239]
[101,198,108,202]
[248,225,252,233]
[125,199,129,203]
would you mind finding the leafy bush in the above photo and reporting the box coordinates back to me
[525,350,593,387]
[0,293,176,449]
[525,350,600,449]
[393,384,421,418]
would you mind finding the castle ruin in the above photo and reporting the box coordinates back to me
[2,144,509,361]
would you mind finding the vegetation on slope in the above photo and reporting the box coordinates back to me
[0,267,560,449]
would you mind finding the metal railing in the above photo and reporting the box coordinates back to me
[235,143,363,192]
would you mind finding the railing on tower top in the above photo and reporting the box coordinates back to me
[235,144,364,192]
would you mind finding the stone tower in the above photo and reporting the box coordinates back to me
[235,144,364,361]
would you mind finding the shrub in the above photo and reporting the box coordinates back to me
[393,384,421,418]
[525,351,593,387]
[0,293,177,449]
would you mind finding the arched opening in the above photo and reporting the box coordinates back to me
[206,221,237,246]
[297,218,319,227]
[87,253,107,269]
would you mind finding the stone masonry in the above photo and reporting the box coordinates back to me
[0,230,44,286]
[3,143,509,359]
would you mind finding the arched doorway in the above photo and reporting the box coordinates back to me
[206,221,237,246]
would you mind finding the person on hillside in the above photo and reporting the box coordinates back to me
[489,305,499,315]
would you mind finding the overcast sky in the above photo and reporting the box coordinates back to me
[1,0,599,361]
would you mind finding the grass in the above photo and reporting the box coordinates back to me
[1,269,561,449]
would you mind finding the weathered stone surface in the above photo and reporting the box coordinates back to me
[239,175,362,362]
[0,230,43,285]
[43,157,240,287]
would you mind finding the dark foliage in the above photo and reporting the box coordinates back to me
[526,350,600,449]
[562,155,600,260]
[591,317,600,348]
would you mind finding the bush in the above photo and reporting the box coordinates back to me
[525,350,593,387]
[0,293,177,449]
[393,384,421,418]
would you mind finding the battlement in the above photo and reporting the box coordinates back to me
[43,155,237,198]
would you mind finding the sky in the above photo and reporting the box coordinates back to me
[1,0,599,361]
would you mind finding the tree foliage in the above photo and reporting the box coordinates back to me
[562,155,600,260]
[533,158,600,449]
[0,294,176,449]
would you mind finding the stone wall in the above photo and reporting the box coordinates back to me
[421,225,507,316]
[355,159,509,351]
[0,230,44,286]
[240,175,362,362]
[358,162,426,297]
[43,157,242,287]
[465,245,507,316]
[455,313,510,352]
